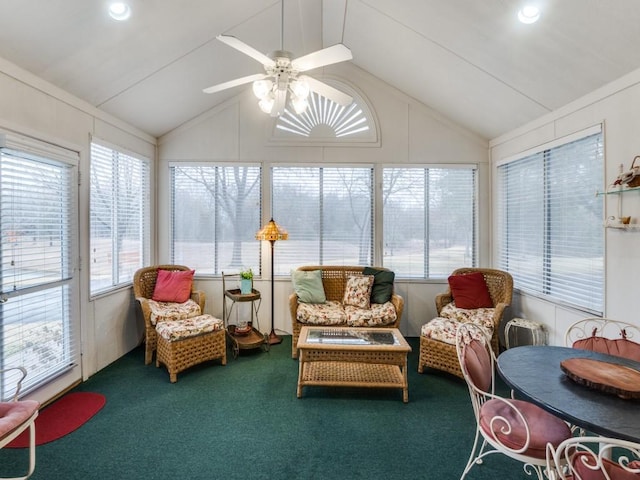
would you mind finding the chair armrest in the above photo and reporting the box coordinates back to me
[191,289,206,314]
[391,293,404,324]
[492,302,509,328]
[135,296,153,328]
[289,293,300,324]
[435,292,453,314]
[0,366,27,401]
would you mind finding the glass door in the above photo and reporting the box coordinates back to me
[0,145,79,400]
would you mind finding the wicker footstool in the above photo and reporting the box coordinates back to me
[155,314,226,383]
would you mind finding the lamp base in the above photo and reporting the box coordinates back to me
[268,330,282,345]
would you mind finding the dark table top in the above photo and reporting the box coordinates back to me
[497,345,640,442]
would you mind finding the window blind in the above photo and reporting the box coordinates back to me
[496,128,604,313]
[272,166,373,275]
[170,165,261,275]
[382,167,477,278]
[90,141,150,295]
[0,138,78,398]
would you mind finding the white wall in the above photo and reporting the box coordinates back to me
[490,68,640,346]
[0,57,156,402]
[158,63,490,339]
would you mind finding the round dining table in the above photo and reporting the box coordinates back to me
[497,345,640,443]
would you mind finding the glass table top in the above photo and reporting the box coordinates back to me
[305,328,398,346]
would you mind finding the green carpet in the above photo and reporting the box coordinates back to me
[1,336,523,479]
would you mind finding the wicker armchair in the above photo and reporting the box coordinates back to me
[418,267,513,379]
[133,265,206,365]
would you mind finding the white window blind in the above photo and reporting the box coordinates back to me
[383,167,477,278]
[170,165,261,275]
[272,166,373,275]
[1,137,78,398]
[90,141,150,295]
[496,128,604,313]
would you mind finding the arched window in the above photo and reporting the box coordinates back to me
[270,78,378,146]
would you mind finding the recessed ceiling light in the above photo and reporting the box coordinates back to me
[108,2,131,21]
[518,5,540,24]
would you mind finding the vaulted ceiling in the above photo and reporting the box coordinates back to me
[1,1,640,140]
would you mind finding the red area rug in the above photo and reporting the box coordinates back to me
[6,392,106,448]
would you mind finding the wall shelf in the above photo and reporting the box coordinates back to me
[596,185,640,196]
[603,222,640,230]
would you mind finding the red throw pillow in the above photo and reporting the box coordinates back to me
[448,272,493,309]
[152,269,194,303]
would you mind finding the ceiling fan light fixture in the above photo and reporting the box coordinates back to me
[291,95,309,115]
[108,2,131,21]
[290,80,310,100]
[259,95,275,114]
[252,79,274,99]
[518,5,540,24]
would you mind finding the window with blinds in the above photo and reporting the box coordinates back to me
[272,166,373,275]
[1,137,78,399]
[170,165,261,275]
[496,126,604,314]
[90,141,150,295]
[382,167,477,278]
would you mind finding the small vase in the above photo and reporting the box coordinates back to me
[240,279,252,294]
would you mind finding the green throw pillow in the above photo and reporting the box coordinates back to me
[291,269,326,304]
[363,267,395,304]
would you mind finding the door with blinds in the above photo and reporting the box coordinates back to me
[0,134,80,401]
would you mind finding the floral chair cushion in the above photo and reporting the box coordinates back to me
[440,302,496,330]
[345,302,397,327]
[297,300,347,325]
[342,275,375,309]
[155,314,224,342]
[148,299,202,326]
[421,317,493,345]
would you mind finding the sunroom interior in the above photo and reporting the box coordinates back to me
[1,0,640,405]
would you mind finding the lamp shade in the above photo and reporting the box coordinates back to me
[255,218,288,242]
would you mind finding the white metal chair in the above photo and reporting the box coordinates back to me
[0,367,39,479]
[565,317,640,362]
[455,323,572,479]
[546,436,640,480]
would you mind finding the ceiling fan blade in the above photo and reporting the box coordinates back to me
[217,34,276,68]
[203,73,268,94]
[300,75,353,106]
[291,44,352,72]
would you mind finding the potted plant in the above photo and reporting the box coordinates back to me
[240,268,253,294]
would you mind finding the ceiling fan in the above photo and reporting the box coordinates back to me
[202,4,353,117]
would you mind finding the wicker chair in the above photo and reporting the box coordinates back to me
[418,267,513,379]
[133,265,206,365]
[0,367,39,479]
[289,265,404,359]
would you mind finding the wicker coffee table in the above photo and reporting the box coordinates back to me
[296,326,412,403]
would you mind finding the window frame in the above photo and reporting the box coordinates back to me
[89,139,150,296]
[381,164,479,279]
[271,164,375,274]
[168,162,262,276]
[495,125,604,314]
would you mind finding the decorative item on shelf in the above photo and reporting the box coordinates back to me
[612,156,640,187]
[255,218,288,345]
[605,215,634,229]
[240,268,253,295]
